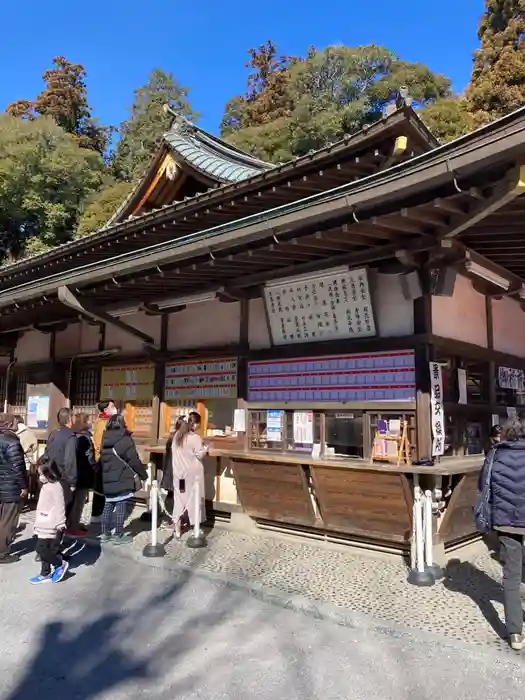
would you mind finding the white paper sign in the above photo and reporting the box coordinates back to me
[233,409,246,433]
[507,407,517,419]
[264,266,376,345]
[457,368,467,404]
[293,411,314,444]
[498,366,525,392]
[266,410,283,441]
[429,362,445,456]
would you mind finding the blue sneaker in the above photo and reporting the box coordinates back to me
[29,574,53,585]
[51,561,69,583]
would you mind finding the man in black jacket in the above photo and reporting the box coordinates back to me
[0,413,28,564]
[45,408,78,517]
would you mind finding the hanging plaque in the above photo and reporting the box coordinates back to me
[429,362,445,456]
[165,358,238,400]
[264,266,376,346]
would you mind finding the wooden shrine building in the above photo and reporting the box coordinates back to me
[2,97,525,558]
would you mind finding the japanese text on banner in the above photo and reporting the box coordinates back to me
[429,362,445,457]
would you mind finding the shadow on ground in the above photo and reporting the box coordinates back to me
[4,521,317,700]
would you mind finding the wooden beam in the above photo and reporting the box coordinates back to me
[57,286,159,349]
[441,164,525,239]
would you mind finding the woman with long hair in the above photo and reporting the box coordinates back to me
[99,413,147,544]
[171,412,207,539]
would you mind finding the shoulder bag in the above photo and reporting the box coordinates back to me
[112,447,142,492]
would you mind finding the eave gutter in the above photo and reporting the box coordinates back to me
[1,108,525,310]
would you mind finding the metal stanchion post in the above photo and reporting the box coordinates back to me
[186,481,206,549]
[408,485,435,587]
[142,479,166,558]
[424,489,444,580]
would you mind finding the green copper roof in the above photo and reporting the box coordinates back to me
[164,117,274,183]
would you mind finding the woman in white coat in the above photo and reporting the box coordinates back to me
[171,412,207,539]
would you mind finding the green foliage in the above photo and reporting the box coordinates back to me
[467,0,525,124]
[6,57,111,156]
[0,115,105,262]
[76,180,134,238]
[111,68,198,182]
[419,98,476,143]
[221,43,452,161]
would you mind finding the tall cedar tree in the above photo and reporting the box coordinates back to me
[6,57,110,155]
[111,68,197,182]
[467,0,525,124]
[221,40,297,134]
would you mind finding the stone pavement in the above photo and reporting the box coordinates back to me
[125,516,518,656]
[3,543,525,700]
[19,507,524,656]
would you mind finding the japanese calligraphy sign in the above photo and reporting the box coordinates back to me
[101,364,155,402]
[264,266,376,346]
[429,362,445,456]
[164,358,238,400]
[498,366,525,392]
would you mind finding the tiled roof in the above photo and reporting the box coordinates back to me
[164,116,274,183]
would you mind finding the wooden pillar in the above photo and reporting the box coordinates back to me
[413,270,433,460]
[152,313,169,442]
[486,296,496,409]
[237,298,250,401]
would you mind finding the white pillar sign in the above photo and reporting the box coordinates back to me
[429,362,445,456]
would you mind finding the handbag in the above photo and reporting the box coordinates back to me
[474,447,496,533]
[112,448,142,492]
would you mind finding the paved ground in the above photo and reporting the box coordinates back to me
[118,515,522,655]
[2,532,525,700]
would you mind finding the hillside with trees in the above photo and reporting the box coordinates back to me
[1,0,522,263]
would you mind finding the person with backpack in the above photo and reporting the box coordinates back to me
[478,417,525,651]
[99,414,147,544]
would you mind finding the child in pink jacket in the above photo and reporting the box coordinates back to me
[31,458,68,585]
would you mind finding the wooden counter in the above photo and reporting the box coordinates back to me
[208,448,483,553]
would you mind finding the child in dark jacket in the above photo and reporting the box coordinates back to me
[31,458,68,585]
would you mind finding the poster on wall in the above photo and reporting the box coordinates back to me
[293,411,314,444]
[267,409,284,441]
[429,362,445,456]
[101,364,155,402]
[164,358,238,400]
[26,395,50,429]
[457,368,467,405]
[248,350,416,402]
[264,266,376,346]
[498,366,525,392]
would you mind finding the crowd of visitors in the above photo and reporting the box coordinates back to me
[0,400,208,587]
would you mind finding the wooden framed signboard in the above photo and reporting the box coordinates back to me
[264,266,376,346]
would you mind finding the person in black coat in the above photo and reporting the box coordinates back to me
[480,417,525,651]
[67,413,97,535]
[0,413,28,564]
[99,414,147,544]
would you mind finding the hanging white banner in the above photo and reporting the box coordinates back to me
[429,362,445,456]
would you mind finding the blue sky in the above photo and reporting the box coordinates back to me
[1,0,484,135]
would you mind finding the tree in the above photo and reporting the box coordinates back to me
[467,0,525,124]
[222,43,452,162]
[111,69,198,183]
[221,40,298,135]
[0,115,105,262]
[420,97,476,143]
[5,57,111,156]
[76,180,134,238]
